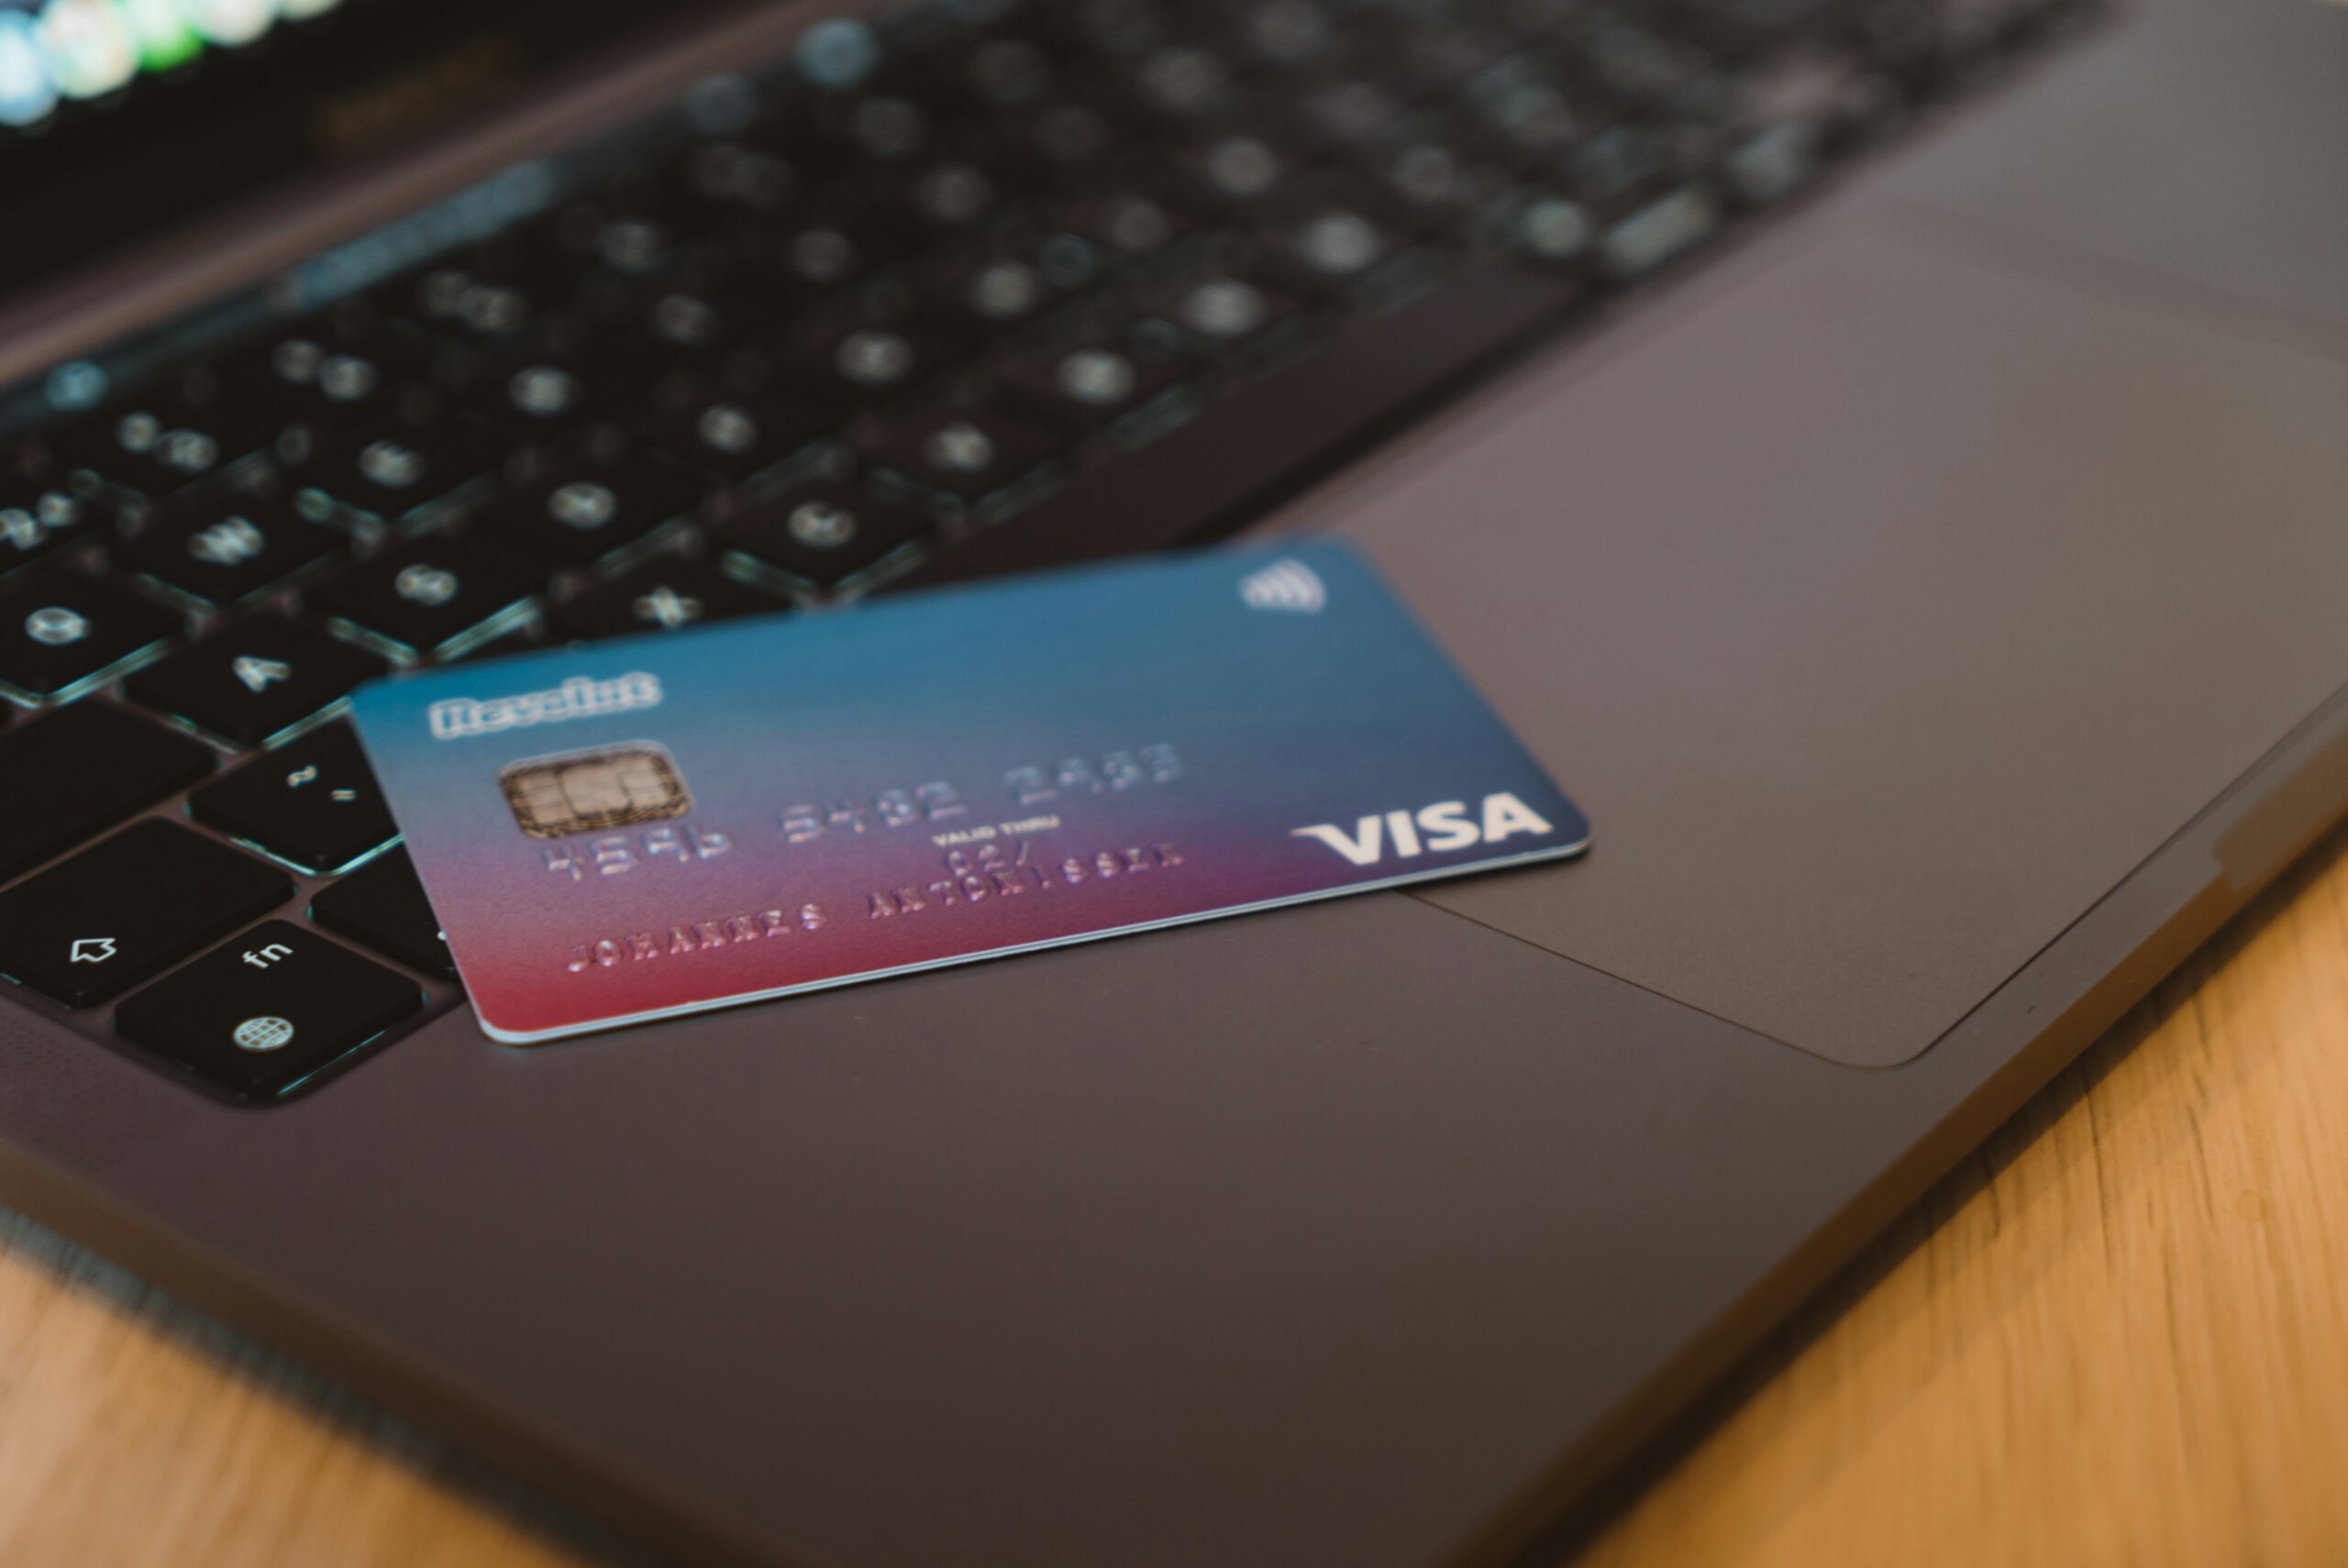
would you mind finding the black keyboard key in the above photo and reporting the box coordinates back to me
[717,481,932,589]
[310,847,457,980]
[1597,184,1722,280]
[2,485,116,578]
[479,461,698,566]
[1461,51,1587,167]
[918,248,1069,335]
[536,182,715,274]
[0,819,290,1007]
[816,322,935,403]
[50,386,277,494]
[1566,123,1678,211]
[576,207,692,282]
[116,922,422,1101]
[0,701,215,881]
[764,207,905,290]
[1722,122,1824,208]
[1167,126,1301,209]
[118,492,344,606]
[642,392,835,487]
[1503,192,1596,267]
[216,324,423,420]
[305,536,539,657]
[289,417,499,525]
[399,257,562,341]
[618,283,784,374]
[1125,43,1242,120]
[907,149,1041,231]
[1572,24,1712,105]
[858,406,1063,500]
[547,558,786,641]
[1004,98,1129,178]
[1038,186,1200,257]
[1137,272,1310,350]
[1283,77,1413,153]
[997,324,1200,430]
[672,138,801,220]
[188,722,396,873]
[125,614,386,745]
[1220,3,1343,68]
[790,312,975,407]
[455,345,625,438]
[0,576,182,698]
[802,89,941,168]
[1357,113,1522,226]
[1255,193,1414,293]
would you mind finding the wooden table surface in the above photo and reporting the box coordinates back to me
[5,830,2346,1568]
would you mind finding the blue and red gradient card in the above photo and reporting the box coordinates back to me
[349,542,1589,1043]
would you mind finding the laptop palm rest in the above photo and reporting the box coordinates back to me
[1319,214,2348,1067]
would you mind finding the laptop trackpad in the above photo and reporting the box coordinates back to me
[1319,217,2348,1067]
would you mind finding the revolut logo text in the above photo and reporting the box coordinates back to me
[428,672,662,740]
[1290,793,1554,867]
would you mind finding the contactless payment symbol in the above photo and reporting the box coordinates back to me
[1238,558,1327,614]
[500,744,692,841]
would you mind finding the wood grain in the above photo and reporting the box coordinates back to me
[6,828,2348,1567]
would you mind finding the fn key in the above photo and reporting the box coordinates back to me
[116,922,421,1101]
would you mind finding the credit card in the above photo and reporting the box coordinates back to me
[349,542,1589,1043]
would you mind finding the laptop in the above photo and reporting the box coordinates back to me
[2,0,2343,1562]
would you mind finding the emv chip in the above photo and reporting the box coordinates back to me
[499,745,691,840]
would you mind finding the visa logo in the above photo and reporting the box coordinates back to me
[1291,793,1555,867]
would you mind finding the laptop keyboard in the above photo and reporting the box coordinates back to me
[0,0,2087,1100]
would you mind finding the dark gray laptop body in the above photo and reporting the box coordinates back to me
[2,0,2344,1562]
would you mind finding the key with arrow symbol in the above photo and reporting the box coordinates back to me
[0,821,292,1007]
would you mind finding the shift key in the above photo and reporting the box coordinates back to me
[0,819,291,1006]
